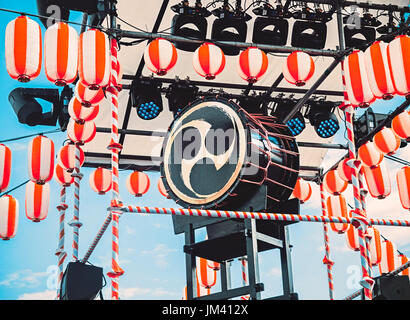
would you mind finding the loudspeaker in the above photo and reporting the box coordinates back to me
[372,276,410,300]
[60,262,104,300]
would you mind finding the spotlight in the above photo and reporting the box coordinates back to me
[271,100,306,136]
[252,17,289,47]
[8,87,64,127]
[133,79,163,120]
[343,9,380,49]
[171,1,211,52]
[165,80,199,118]
[307,100,340,139]
[211,3,251,56]
[237,95,265,114]
[353,107,390,142]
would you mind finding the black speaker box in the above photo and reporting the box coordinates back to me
[372,275,410,300]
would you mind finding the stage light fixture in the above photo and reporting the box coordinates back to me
[271,100,306,137]
[343,9,381,49]
[171,1,211,52]
[353,107,391,142]
[165,80,199,118]
[8,87,64,127]
[306,100,340,139]
[133,79,163,120]
[237,95,265,115]
[211,3,251,56]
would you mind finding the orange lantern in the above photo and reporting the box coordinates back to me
[337,158,354,184]
[126,171,150,197]
[25,181,50,222]
[379,240,399,275]
[44,22,78,86]
[391,111,410,141]
[75,81,105,107]
[207,260,221,271]
[0,195,19,240]
[78,29,111,90]
[346,221,359,251]
[197,257,217,289]
[397,166,410,210]
[291,178,312,203]
[54,164,74,187]
[373,127,401,155]
[358,141,384,168]
[143,38,178,76]
[67,119,96,145]
[89,167,112,195]
[57,144,85,172]
[68,97,99,123]
[238,47,269,83]
[5,16,42,82]
[387,34,410,96]
[323,170,348,195]
[398,254,409,278]
[282,51,315,86]
[326,195,349,234]
[28,135,55,184]
[363,160,391,199]
[0,144,12,193]
[193,43,225,80]
[158,178,170,199]
[368,227,382,266]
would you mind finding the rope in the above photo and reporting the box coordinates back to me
[55,187,68,299]
[239,257,249,300]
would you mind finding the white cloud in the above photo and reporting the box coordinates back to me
[18,290,56,300]
[125,225,136,235]
[0,269,49,288]
[266,267,281,278]
[141,244,177,268]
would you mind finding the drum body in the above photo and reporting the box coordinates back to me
[160,96,299,210]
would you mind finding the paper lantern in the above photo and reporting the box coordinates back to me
[75,81,105,107]
[183,276,210,299]
[44,22,78,86]
[143,38,177,76]
[343,50,375,108]
[358,141,384,168]
[67,119,96,145]
[282,51,315,86]
[346,212,359,251]
[207,260,220,271]
[0,195,18,240]
[391,111,410,141]
[291,178,312,203]
[57,144,85,172]
[158,178,170,199]
[379,240,399,275]
[387,34,410,96]
[398,254,409,278]
[28,135,54,184]
[78,29,111,90]
[363,160,391,199]
[5,15,42,82]
[126,171,150,197]
[368,227,382,266]
[0,144,12,193]
[337,158,354,184]
[68,97,99,123]
[397,166,410,210]
[197,257,217,289]
[193,43,225,80]
[326,195,349,234]
[373,127,401,155]
[54,164,74,187]
[89,167,112,195]
[364,41,395,100]
[323,170,348,195]
[25,181,50,222]
[237,47,268,83]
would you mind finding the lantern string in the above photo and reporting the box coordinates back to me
[0,179,30,197]
[0,128,61,144]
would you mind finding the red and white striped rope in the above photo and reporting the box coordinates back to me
[56,187,68,299]
[239,257,249,300]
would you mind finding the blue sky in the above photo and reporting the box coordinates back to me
[0,0,409,300]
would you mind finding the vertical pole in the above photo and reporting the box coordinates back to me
[319,181,335,300]
[280,225,295,298]
[245,219,261,300]
[185,224,196,300]
[359,169,372,277]
[56,187,68,299]
[239,257,249,300]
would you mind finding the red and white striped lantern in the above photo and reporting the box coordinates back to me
[57,144,85,172]
[379,240,399,274]
[337,158,354,184]
[0,195,18,240]
[75,81,105,107]
[44,22,78,86]
[282,51,315,87]
[67,119,96,145]
[54,163,74,187]
[143,38,178,76]
[343,50,375,108]
[397,166,410,210]
[68,97,99,123]
[89,167,112,195]
[323,170,348,195]
[363,160,391,199]
[126,171,150,197]
[387,34,410,96]
[193,43,226,80]
[25,181,50,222]
[346,212,360,251]
[78,29,111,90]
[291,178,312,203]
[364,41,395,100]
[197,257,217,289]
[391,111,410,141]
[237,47,269,83]
[368,227,382,266]
[326,195,349,234]
[5,15,42,82]
[358,141,384,168]
[373,127,401,155]
[0,144,12,193]
[399,254,409,278]
[207,260,221,271]
[28,135,54,184]
[158,178,170,199]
